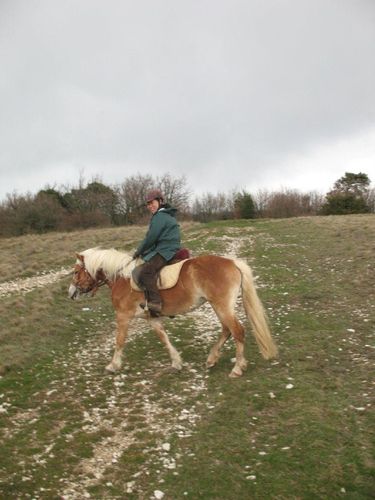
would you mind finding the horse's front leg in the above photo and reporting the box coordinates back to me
[106,311,130,373]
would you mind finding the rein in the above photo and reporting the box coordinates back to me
[91,277,111,296]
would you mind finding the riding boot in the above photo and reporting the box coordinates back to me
[141,273,162,313]
[140,289,161,315]
[146,284,162,313]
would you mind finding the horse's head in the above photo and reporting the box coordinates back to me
[68,253,107,300]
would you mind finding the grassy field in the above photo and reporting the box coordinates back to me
[0,215,374,499]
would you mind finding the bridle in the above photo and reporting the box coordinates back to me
[73,264,111,296]
[88,277,110,296]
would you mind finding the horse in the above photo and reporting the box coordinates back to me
[68,248,278,377]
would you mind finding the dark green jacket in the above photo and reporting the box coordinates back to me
[136,205,181,262]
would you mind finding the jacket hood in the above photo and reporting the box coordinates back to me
[158,204,177,217]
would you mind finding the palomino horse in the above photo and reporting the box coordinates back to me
[68,248,278,377]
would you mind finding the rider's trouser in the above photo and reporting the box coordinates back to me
[137,254,167,305]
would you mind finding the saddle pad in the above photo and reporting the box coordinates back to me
[131,259,189,292]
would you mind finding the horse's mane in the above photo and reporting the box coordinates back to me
[79,248,136,280]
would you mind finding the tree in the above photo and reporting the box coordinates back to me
[61,179,118,227]
[191,192,234,222]
[156,173,191,213]
[116,173,191,224]
[0,192,66,235]
[116,174,154,224]
[365,187,375,213]
[36,187,67,208]
[321,172,371,215]
[332,172,370,195]
[233,191,255,219]
[253,189,323,218]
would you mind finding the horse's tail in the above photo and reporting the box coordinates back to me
[234,259,278,360]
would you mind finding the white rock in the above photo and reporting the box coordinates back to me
[286,384,294,389]
[269,392,276,399]
[154,490,165,499]
[162,443,171,451]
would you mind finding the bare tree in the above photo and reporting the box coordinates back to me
[365,186,375,213]
[156,173,191,211]
[254,189,324,218]
[117,173,154,224]
[191,192,234,221]
[116,173,191,223]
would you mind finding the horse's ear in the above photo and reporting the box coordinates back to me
[76,253,84,263]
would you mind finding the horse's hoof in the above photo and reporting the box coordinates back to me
[105,363,119,373]
[206,354,219,368]
[240,360,248,371]
[229,369,242,378]
[172,362,183,371]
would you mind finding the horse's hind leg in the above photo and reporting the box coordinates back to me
[212,306,247,377]
[229,318,248,378]
[150,318,183,371]
[206,326,231,368]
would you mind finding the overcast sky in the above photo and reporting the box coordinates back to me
[0,0,374,202]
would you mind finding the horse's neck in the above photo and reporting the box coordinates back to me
[99,250,133,281]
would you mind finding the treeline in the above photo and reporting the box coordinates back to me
[0,172,373,237]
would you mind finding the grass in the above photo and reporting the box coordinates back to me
[0,214,374,498]
[0,222,198,282]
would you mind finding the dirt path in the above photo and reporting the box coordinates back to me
[57,309,224,499]
[0,268,71,297]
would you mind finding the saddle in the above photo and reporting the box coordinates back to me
[131,248,191,292]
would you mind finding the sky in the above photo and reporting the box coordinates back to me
[0,0,374,202]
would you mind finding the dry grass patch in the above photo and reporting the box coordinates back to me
[0,222,198,283]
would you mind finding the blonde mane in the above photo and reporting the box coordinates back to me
[79,248,136,280]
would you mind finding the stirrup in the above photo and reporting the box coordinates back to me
[148,302,162,313]
[140,301,162,315]
[150,310,161,318]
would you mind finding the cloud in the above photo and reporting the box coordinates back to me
[0,0,374,200]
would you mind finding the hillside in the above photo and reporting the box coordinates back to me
[0,215,374,498]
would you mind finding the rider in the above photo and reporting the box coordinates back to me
[132,189,181,314]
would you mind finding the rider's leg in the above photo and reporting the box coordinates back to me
[138,254,167,313]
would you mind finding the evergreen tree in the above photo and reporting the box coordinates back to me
[321,172,371,215]
[234,191,256,219]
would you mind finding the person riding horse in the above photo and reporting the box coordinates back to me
[132,189,181,315]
